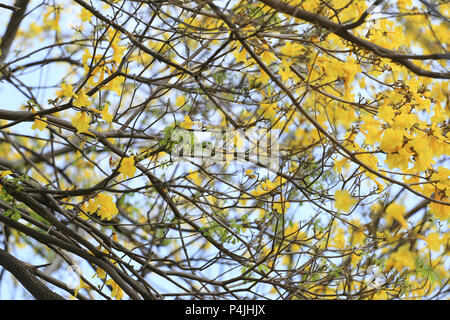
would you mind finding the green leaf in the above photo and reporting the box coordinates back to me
[11,212,21,221]
[30,211,51,226]
[3,209,13,217]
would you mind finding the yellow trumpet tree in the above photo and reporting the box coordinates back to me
[0,0,448,300]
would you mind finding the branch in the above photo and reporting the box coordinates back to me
[31,268,90,300]
[0,0,30,63]
[73,0,193,76]
[418,0,450,24]
[0,3,20,11]
[206,0,450,207]
[0,207,148,300]
[0,248,64,300]
[260,0,450,79]
[342,0,385,30]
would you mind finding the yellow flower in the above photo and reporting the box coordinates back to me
[278,66,293,82]
[60,83,76,98]
[428,198,450,221]
[119,156,136,179]
[175,95,186,107]
[95,267,106,279]
[82,49,92,73]
[104,75,125,95]
[80,7,93,22]
[180,115,193,129]
[85,198,98,214]
[334,189,356,212]
[234,48,247,64]
[0,170,13,178]
[332,227,346,249]
[385,202,408,229]
[273,195,290,214]
[385,146,413,170]
[99,105,113,123]
[341,58,360,99]
[352,226,366,245]
[251,176,287,197]
[393,112,417,130]
[251,181,273,197]
[71,112,91,132]
[380,128,404,153]
[397,0,412,10]
[433,167,450,190]
[82,195,118,221]
[245,169,256,179]
[261,46,277,65]
[93,193,118,221]
[333,158,349,174]
[73,89,91,108]
[233,132,243,149]
[31,116,47,131]
[78,207,90,221]
[0,170,13,190]
[105,279,124,300]
[386,244,416,271]
[280,41,303,57]
[257,102,277,119]
[187,170,202,185]
[43,7,61,32]
[422,233,443,252]
[259,69,270,84]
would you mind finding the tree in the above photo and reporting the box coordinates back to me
[0,0,448,300]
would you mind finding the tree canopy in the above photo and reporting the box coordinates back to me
[0,0,448,300]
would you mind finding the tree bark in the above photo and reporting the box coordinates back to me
[0,249,64,300]
[0,0,30,63]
